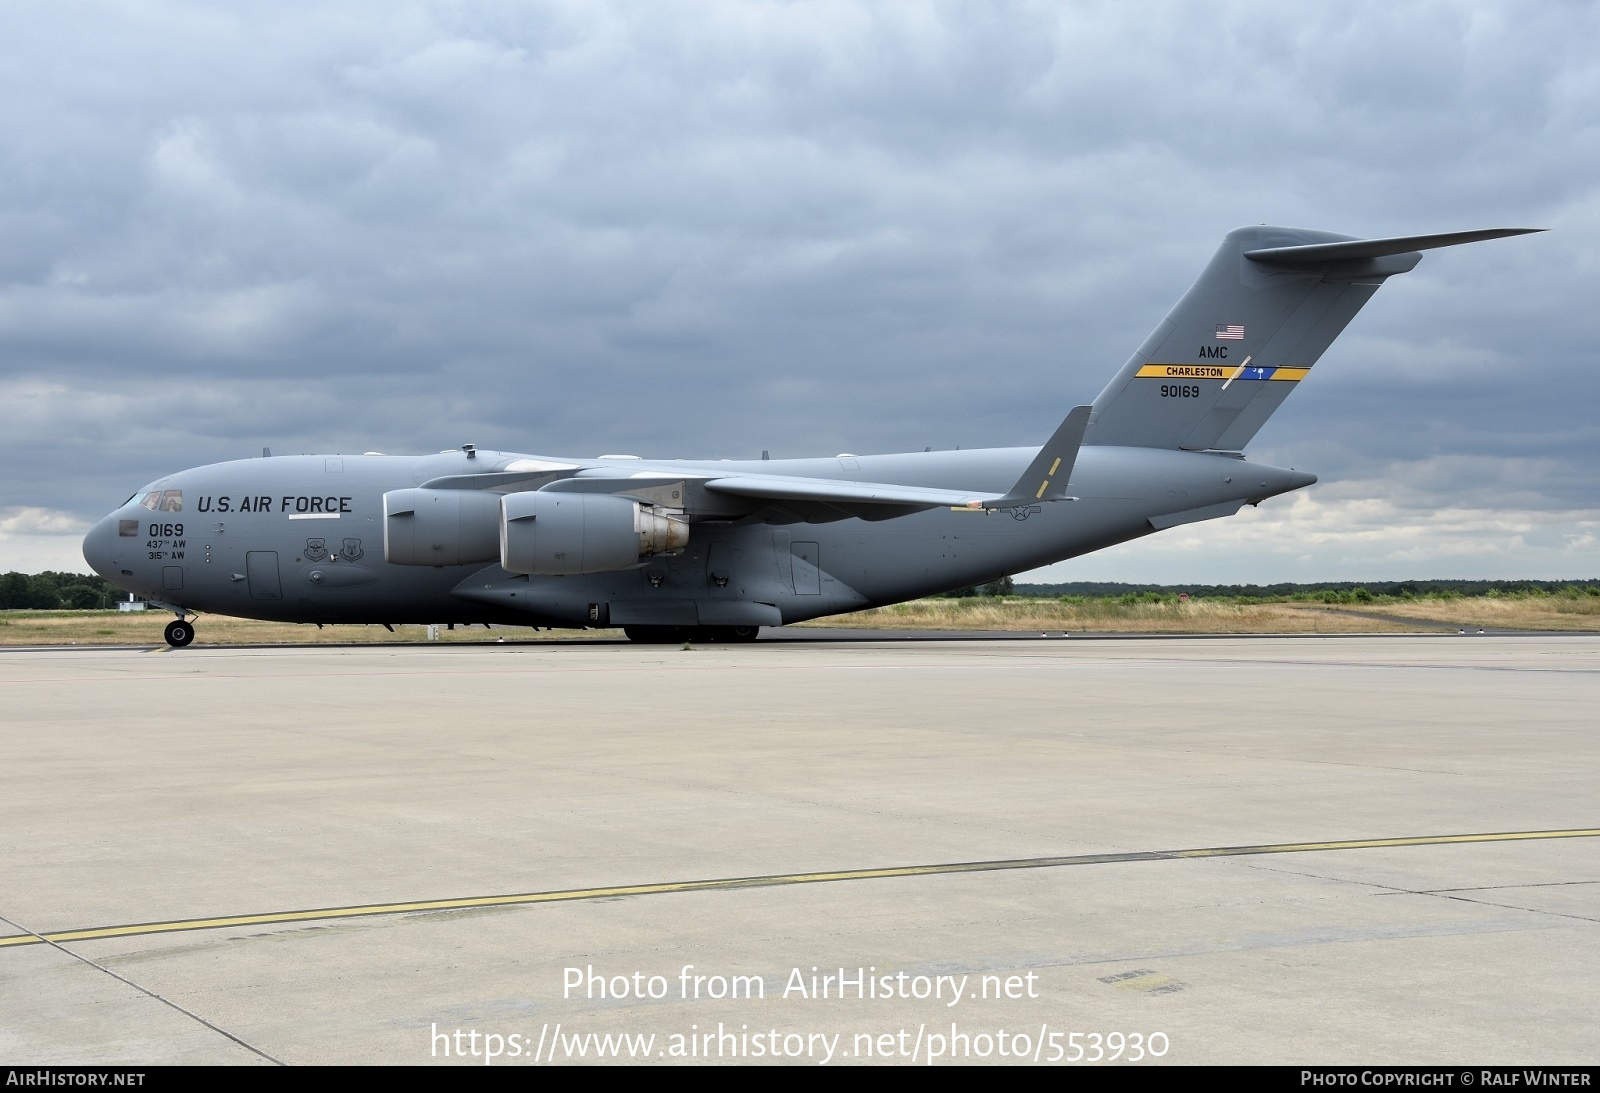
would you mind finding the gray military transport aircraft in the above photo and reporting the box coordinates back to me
[83,225,1539,646]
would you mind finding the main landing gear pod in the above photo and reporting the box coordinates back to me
[624,625,760,644]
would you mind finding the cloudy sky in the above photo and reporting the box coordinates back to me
[2,1,1595,583]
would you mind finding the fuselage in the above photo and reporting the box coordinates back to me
[81,445,1314,631]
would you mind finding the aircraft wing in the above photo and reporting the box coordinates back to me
[413,404,1093,521]
[701,475,998,509]
[703,404,1093,513]
[424,469,1055,516]
[421,466,991,507]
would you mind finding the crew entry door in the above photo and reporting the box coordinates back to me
[246,551,281,600]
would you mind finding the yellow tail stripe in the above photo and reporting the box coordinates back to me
[1134,364,1310,381]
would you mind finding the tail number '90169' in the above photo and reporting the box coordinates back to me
[1160,384,1200,398]
[147,522,186,561]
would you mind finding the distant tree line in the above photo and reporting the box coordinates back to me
[0,572,124,610]
[1015,579,1600,601]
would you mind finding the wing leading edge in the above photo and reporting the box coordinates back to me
[414,405,1096,520]
[701,404,1092,513]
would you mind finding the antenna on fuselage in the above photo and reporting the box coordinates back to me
[262,447,271,458]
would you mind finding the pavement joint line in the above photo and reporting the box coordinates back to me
[0,911,284,1065]
[2,828,1596,952]
[1422,893,1600,926]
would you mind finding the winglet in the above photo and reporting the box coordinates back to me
[978,404,1092,509]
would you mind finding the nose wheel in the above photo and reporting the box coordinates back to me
[164,619,196,648]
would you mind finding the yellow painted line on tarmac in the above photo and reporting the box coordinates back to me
[3,828,1596,951]
[1166,829,1600,858]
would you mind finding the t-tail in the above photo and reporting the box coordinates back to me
[1083,226,1542,452]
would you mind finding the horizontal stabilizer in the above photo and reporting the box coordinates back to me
[1245,228,1543,267]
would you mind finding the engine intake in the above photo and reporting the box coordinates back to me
[500,492,688,575]
[384,488,502,566]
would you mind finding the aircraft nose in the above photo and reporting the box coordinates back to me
[82,514,118,578]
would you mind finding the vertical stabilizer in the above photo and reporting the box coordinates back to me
[1084,225,1539,451]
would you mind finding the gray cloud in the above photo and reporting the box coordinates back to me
[1,1,1595,578]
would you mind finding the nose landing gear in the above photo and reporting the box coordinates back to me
[164,618,196,648]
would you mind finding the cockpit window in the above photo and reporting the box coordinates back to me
[139,490,183,512]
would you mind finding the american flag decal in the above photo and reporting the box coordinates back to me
[1215,323,1245,341]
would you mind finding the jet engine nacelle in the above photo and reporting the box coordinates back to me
[383,488,502,566]
[500,492,689,575]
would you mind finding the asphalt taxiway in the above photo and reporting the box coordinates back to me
[2,635,1596,1065]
